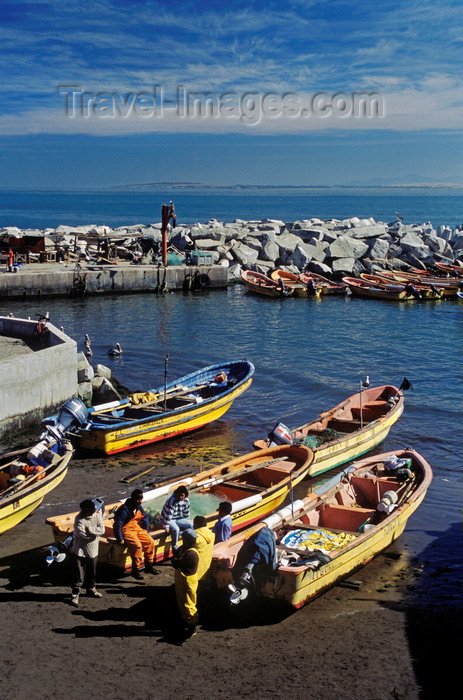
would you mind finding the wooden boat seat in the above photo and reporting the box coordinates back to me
[320,504,376,531]
[224,481,266,493]
[350,475,400,503]
[260,460,297,474]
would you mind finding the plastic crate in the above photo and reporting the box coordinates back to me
[192,251,213,266]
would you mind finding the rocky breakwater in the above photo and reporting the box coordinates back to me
[169,216,463,281]
[2,216,462,283]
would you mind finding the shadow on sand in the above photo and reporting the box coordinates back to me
[377,521,462,699]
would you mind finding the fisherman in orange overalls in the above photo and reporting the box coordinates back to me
[114,489,158,580]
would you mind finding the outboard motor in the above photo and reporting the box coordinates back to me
[42,397,89,443]
[267,422,293,447]
[404,282,422,300]
[305,278,317,296]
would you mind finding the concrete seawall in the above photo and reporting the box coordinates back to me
[0,317,78,437]
[0,263,228,299]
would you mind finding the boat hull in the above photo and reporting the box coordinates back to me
[255,385,404,477]
[211,448,432,610]
[47,443,314,571]
[78,360,254,455]
[241,270,293,297]
[0,441,73,535]
[269,270,320,297]
[344,277,441,300]
[264,482,427,608]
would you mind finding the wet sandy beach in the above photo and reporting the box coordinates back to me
[0,455,459,700]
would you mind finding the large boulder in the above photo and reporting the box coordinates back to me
[228,262,242,280]
[328,236,369,260]
[399,231,432,260]
[230,241,259,267]
[277,232,303,256]
[260,238,280,263]
[289,242,326,269]
[349,224,388,240]
[367,237,390,259]
[91,376,121,404]
[332,257,365,276]
[307,260,335,277]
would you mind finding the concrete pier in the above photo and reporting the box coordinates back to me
[0,317,78,437]
[0,263,228,299]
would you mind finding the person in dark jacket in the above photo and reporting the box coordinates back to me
[113,489,158,579]
[230,526,277,602]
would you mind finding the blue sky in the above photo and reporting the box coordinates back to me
[0,0,460,188]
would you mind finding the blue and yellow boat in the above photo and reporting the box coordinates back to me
[75,359,254,455]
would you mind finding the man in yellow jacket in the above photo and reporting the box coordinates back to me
[171,529,199,639]
[193,515,214,581]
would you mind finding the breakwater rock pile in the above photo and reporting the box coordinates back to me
[2,216,463,280]
[170,216,463,280]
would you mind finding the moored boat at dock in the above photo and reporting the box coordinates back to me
[343,276,442,300]
[241,270,294,297]
[270,269,320,297]
[47,360,254,455]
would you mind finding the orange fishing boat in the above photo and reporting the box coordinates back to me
[241,270,294,297]
[270,269,320,297]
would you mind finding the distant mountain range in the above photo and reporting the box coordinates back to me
[110,178,461,191]
[348,174,462,186]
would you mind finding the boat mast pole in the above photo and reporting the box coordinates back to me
[359,379,363,429]
[161,201,176,266]
[164,353,169,411]
[359,375,370,429]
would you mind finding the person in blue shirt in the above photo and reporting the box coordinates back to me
[212,501,233,543]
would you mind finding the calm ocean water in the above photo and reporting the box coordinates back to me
[0,186,462,230]
[0,188,461,600]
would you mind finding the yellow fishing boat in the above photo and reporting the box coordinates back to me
[0,439,73,534]
[254,383,406,478]
[211,448,432,609]
[48,360,254,455]
[46,443,314,571]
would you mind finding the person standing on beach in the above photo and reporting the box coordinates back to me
[113,489,157,580]
[212,501,233,543]
[192,515,214,581]
[171,528,199,639]
[159,485,193,551]
[70,499,105,607]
